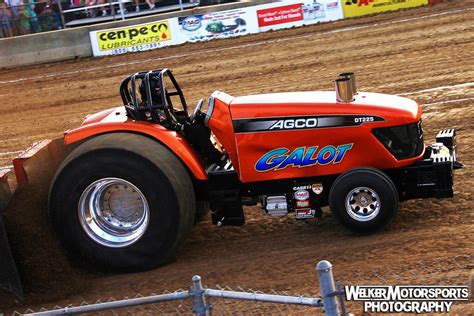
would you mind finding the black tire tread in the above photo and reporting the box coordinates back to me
[329,167,398,234]
[49,132,195,271]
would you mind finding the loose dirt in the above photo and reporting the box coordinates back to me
[0,1,472,314]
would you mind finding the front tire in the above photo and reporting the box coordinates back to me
[329,167,398,234]
[49,133,195,272]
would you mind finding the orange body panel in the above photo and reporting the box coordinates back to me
[209,91,423,183]
[64,107,208,180]
[206,91,240,174]
[66,90,424,185]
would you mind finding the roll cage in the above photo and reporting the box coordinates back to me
[119,68,188,129]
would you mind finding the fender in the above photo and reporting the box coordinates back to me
[64,107,208,180]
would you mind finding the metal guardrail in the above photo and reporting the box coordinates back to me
[24,260,347,316]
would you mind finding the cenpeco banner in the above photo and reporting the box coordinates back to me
[256,0,344,32]
[89,19,179,56]
[343,0,428,17]
[176,7,259,43]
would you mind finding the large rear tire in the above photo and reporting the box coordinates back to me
[195,200,209,224]
[329,167,398,234]
[49,133,195,272]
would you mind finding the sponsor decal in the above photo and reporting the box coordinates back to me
[354,116,376,123]
[255,0,343,32]
[233,115,385,133]
[296,200,310,207]
[343,0,429,18]
[326,1,339,10]
[270,118,318,130]
[257,4,303,28]
[345,285,469,313]
[180,15,202,31]
[295,208,315,219]
[95,21,171,52]
[255,144,353,172]
[177,8,257,42]
[312,183,323,195]
[293,185,311,190]
[294,190,310,201]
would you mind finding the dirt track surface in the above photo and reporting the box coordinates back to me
[0,1,473,314]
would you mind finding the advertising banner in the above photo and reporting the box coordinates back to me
[89,19,180,56]
[256,0,344,32]
[176,7,259,43]
[343,0,428,18]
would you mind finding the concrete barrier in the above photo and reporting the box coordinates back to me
[0,0,274,69]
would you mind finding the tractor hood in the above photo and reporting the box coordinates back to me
[229,91,421,126]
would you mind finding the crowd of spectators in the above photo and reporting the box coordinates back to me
[0,0,62,37]
[85,0,157,17]
[0,0,202,38]
[0,0,162,37]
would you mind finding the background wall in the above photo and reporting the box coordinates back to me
[0,0,430,68]
[0,0,272,68]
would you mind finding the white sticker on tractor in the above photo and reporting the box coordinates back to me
[294,190,309,200]
[312,183,323,195]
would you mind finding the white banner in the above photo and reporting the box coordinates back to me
[255,0,344,32]
[175,7,259,43]
[88,1,343,56]
[89,18,181,56]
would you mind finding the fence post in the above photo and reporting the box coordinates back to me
[317,260,339,316]
[57,0,66,29]
[191,275,210,316]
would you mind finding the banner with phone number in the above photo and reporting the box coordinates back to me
[176,7,259,43]
[343,0,429,18]
[89,19,180,56]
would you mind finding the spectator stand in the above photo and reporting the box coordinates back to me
[60,0,200,27]
[0,0,61,38]
[0,0,239,36]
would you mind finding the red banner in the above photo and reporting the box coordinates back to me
[257,4,303,27]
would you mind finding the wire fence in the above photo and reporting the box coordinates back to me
[14,260,344,316]
[9,255,473,315]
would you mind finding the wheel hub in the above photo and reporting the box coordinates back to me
[345,187,380,222]
[78,178,150,248]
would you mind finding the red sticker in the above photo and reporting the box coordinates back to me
[257,4,303,28]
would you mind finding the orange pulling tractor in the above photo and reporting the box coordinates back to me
[1,70,462,290]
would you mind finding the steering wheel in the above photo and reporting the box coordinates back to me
[190,99,204,124]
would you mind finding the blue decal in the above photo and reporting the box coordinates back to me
[255,148,289,172]
[255,144,353,172]
[334,144,353,163]
[317,146,336,165]
[278,147,305,170]
[301,146,318,166]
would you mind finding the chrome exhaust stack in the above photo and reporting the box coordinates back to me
[335,77,354,103]
[339,72,357,95]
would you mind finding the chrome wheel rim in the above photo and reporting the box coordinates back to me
[78,177,150,248]
[345,186,380,222]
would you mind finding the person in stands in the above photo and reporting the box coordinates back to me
[6,0,21,35]
[17,2,30,34]
[24,0,39,33]
[37,2,60,30]
[85,0,110,17]
[134,0,155,12]
[0,0,13,37]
